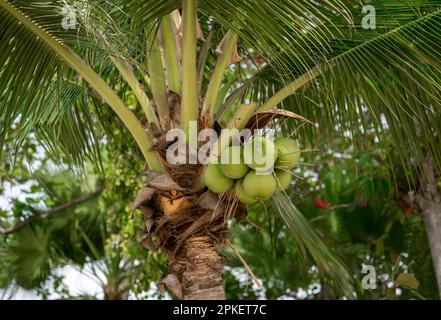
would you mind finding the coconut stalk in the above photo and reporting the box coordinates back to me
[202,30,239,126]
[197,28,214,95]
[181,0,199,144]
[147,26,170,127]
[110,57,161,128]
[160,13,182,95]
[226,103,257,130]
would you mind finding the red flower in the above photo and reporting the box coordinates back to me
[314,198,332,209]
[358,199,368,208]
[404,207,413,218]
[253,55,266,65]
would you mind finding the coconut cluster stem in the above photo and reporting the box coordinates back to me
[226,103,257,130]
[110,57,160,128]
[181,0,199,144]
[202,30,238,126]
[197,29,214,95]
[160,13,182,94]
[147,29,170,122]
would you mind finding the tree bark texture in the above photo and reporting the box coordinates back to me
[417,196,441,297]
[180,235,226,300]
[416,154,441,298]
[131,179,246,300]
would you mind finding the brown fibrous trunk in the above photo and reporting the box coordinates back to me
[131,165,247,300]
[176,236,226,300]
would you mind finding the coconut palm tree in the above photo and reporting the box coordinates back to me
[1,0,440,299]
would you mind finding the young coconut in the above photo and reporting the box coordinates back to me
[274,170,292,192]
[234,179,257,204]
[219,146,249,179]
[204,163,234,193]
[243,170,277,200]
[274,138,301,170]
[243,136,277,173]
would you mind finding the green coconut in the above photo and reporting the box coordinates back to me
[274,170,292,192]
[243,136,277,172]
[234,179,257,204]
[204,164,234,193]
[219,146,249,179]
[274,138,301,169]
[243,170,277,200]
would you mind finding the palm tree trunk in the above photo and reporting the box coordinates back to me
[417,196,441,297]
[416,154,441,298]
[180,236,226,300]
[133,177,233,300]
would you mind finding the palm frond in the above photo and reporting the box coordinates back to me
[1,226,51,289]
[272,192,355,298]
[0,0,163,171]
[240,0,441,184]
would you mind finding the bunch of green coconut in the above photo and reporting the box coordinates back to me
[204,136,301,204]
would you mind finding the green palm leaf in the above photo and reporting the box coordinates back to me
[0,0,162,170]
[272,192,355,298]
